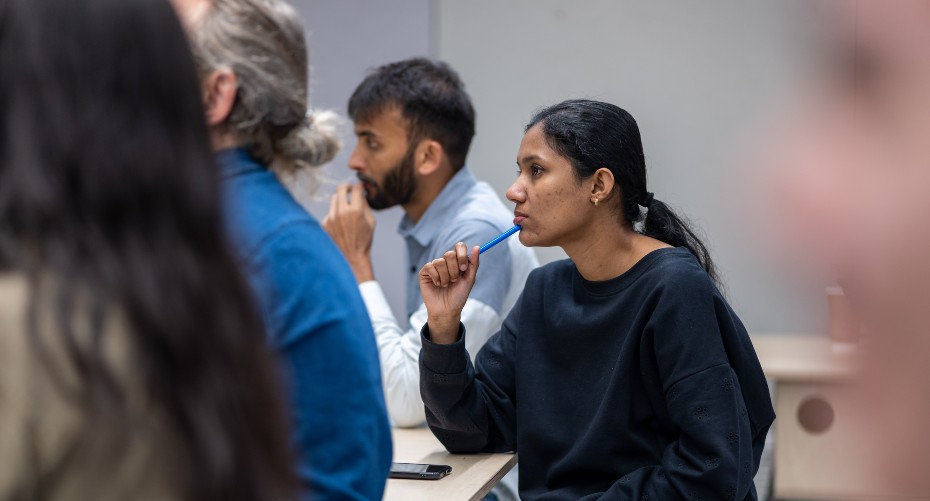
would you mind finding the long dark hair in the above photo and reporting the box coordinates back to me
[527,99,719,284]
[0,0,297,499]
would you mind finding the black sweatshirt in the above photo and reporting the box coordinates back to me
[420,248,775,501]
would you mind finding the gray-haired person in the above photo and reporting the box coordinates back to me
[171,1,392,499]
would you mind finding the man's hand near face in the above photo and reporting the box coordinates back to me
[323,183,377,283]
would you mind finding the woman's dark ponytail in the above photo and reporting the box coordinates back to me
[527,99,719,285]
[642,197,718,284]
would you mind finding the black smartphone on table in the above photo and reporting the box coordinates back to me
[389,462,452,480]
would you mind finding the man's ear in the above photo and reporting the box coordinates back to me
[591,167,616,201]
[202,68,238,127]
[414,139,445,176]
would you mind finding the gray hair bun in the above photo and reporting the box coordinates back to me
[275,109,341,171]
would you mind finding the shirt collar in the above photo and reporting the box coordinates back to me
[398,167,477,247]
[216,147,264,179]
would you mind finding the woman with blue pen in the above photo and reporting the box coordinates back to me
[417,99,774,500]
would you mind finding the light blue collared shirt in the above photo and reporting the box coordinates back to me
[398,168,515,318]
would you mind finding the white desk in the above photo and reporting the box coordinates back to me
[383,427,517,501]
[752,333,898,500]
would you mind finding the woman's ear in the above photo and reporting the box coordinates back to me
[591,167,616,201]
[202,68,238,127]
[415,139,445,176]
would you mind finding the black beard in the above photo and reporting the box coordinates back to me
[360,146,417,210]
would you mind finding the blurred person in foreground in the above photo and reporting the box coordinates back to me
[0,0,297,499]
[750,1,930,496]
[418,99,775,500]
[170,0,392,499]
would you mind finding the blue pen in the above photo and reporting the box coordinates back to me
[479,225,521,254]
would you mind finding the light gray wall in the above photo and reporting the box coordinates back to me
[289,0,825,334]
[291,0,434,326]
[436,0,823,333]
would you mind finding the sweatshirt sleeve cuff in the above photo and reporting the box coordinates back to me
[419,323,468,375]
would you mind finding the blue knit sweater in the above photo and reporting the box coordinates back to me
[219,148,392,501]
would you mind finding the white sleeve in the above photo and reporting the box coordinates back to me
[358,280,502,428]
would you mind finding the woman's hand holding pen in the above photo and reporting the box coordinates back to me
[419,242,479,344]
